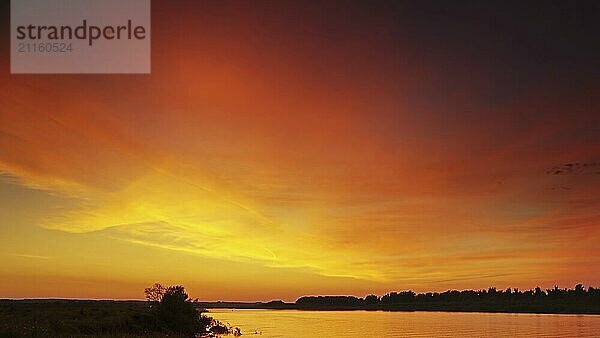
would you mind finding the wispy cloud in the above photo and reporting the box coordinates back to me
[2,252,54,260]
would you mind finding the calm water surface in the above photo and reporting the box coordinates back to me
[208,309,600,337]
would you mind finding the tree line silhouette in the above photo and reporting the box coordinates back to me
[295,284,600,314]
[0,284,241,338]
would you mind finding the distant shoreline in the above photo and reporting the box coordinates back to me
[199,301,600,315]
[199,285,600,315]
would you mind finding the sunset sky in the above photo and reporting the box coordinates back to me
[0,1,599,301]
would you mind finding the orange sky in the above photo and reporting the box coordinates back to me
[0,1,599,301]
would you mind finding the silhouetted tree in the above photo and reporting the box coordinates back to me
[143,283,239,336]
[156,285,201,336]
[144,283,166,303]
[364,294,379,305]
[535,286,545,297]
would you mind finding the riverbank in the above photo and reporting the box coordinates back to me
[0,299,227,337]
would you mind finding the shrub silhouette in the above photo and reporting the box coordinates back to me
[144,283,237,336]
[154,285,202,335]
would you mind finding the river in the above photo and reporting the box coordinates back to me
[208,309,600,337]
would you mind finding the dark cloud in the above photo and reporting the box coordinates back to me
[547,161,600,175]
